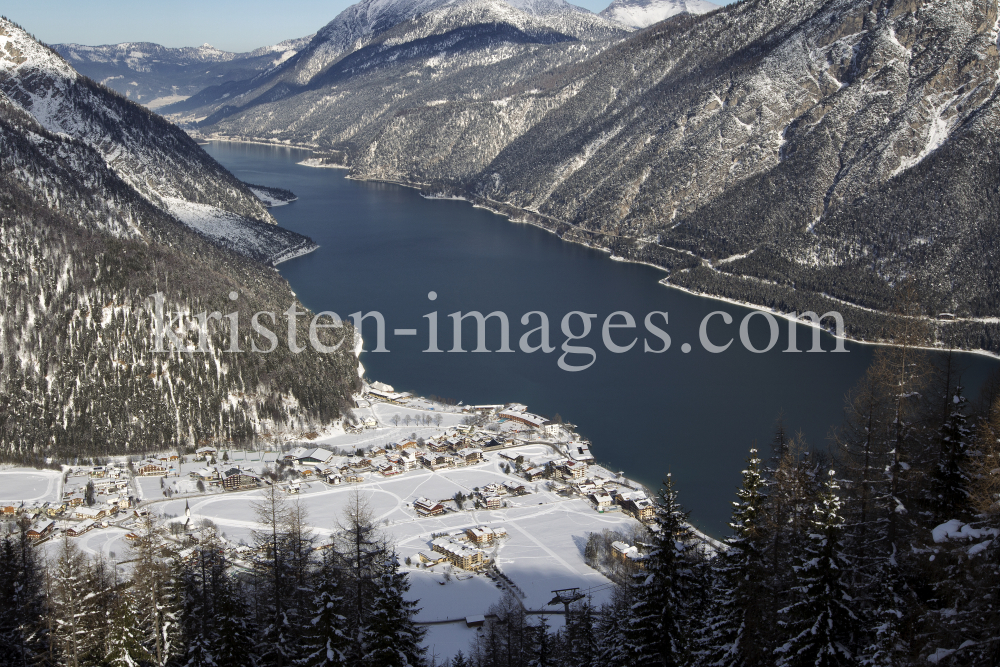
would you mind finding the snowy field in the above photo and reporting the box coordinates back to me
[0,468,62,504]
[149,456,634,628]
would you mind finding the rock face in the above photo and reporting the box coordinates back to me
[599,0,719,28]
[192,0,1000,349]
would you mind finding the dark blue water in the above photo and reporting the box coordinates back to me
[206,141,1000,536]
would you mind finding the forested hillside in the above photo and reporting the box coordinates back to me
[0,19,359,462]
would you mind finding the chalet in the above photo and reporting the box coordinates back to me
[413,497,445,516]
[366,389,412,405]
[417,551,448,565]
[190,468,218,482]
[327,474,343,485]
[620,493,654,521]
[345,474,364,483]
[568,442,595,462]
[523,466,548,481]
[67,519,96,537]
[611,541,639,561]
[457,447,484,464]
[195,447,217,459]
[431,538,484,570]
[75,506,107,520]
[222,470,260,491]
[503,482,526,495]
[1,506,16,516]
[466,615,486,628]
[483,495,503,510]
[419,454,450,471]
[425,440,449,453]
[27,520,55,541]
[295,447,334,465]
[398,450,418,470]
[137,461,167,476]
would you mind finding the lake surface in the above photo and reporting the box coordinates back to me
[206,141,1000,536]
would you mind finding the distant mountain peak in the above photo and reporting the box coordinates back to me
[599,0,718,27]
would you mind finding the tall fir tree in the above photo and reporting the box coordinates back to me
[705,449,771,667]
[361,553,425,667]
[104,589,151,667]
[625,474,698,667]
[774,470,856,667]
[0,525,47,667]
[299,544,349,667]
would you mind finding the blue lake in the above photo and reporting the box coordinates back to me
[206,140,1000,536]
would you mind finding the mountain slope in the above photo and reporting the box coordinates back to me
[1,17,316,264]
[599,0,719,28]
[0,25,359,462]
[160,0,629,123]
[51,36,314,109]
[196,0,1000,350]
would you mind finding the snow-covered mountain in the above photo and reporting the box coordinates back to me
[599,0,718,28]
[0,17,358,461]
[1,17,314,263]
[194,0,1000,350]
[159,0,628,120]
[52,36,314,108]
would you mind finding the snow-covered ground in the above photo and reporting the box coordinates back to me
[599,0,718,28]
[0,468,63,504]
[162,196,318,265]
[149,452,632,629]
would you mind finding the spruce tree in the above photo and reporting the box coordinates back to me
[705,448,770,667]
[775,470,856,667]
[299,545,349,667]
[625,474,697,667]
[931,386,972,519]
[105,589,151,667]
[597,586,631,667]
[361,554,425,667]
[0,526,47,667]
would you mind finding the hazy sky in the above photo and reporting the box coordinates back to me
[7,0,633,53]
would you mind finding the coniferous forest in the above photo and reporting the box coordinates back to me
[4,320,1000,667]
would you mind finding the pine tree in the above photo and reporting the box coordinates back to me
[930,386,972,519]
[563,600,598,667]
[212,564,256,667]
[526,615,553,667]
[299,545,349,667]
[0,525,47,667]
[252,484,296,667]
[181,546,219,667]
[361,554,425,667]
[705,448,771,667]
[336,491,389,663]
[47,537,99,667]
[130,513,183,667]
[625,474,697,667]
[596,586,631,667]
[775,470,856,667]
[104,589,151,667]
